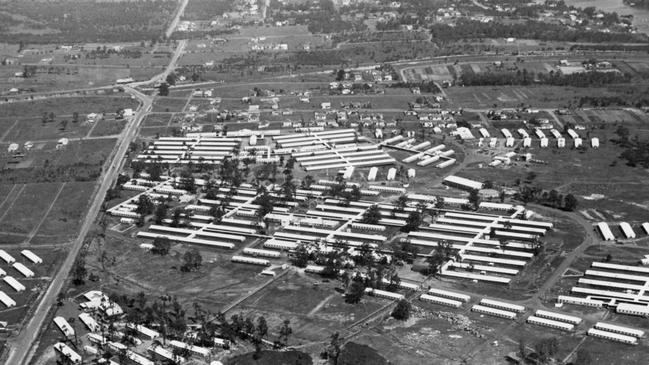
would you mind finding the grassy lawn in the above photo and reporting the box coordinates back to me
[151,97,188,112]
[444,85,620,109]
[142,113,172,127]
[0,96,137,119]
[89,118,126,137]
[34,181,95,241]
[0,182,63,235]
[1,117,92,143]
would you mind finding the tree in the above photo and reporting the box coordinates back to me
[257,316,268,339]
[349,185,362,201]
[534,337,559,363]
[394,195,408,212]
[135,194,154,216]
[181,248,202,272]
[290,243,310,267]
[154,203,168,224]
[279,320,292,345]
[518,338,527,359]
[468,189,480,210]
[335,69,345,81]
[209,205,224,224]
[401,211,422,232]
[326,332,343,365]
[170,208,184,228]
[166,72,177,86]
[563,194,578,211]
[361,205,382,225]
[345,279,365,304]
[179,175,196,194]
[152,236,171,255]
[254,192,274,221]
[281,177,296,201]
[244,317,255,338]
[72,255,87,285]
[426,240,456,276]
[300,175,314,189]
[391,299,411,320]
[158,82,169,96]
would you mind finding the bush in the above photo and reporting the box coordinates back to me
[391,299,411,320]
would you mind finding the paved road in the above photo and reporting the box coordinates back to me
[132,40,186,88]
[4,88,152,365]
[165,0,189,39]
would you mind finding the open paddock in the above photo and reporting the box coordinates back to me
[0,182,65,236]
[0,96,137,120]
[138,126,171,137]
[567,181,649,223]
[177,81,325,99]
[33,181,95,242]
[89,118,126,137]
[52,138,116,166]
[583,109,648,128]
[400,64,453,82]
[151,97,188,113]
[142,113,173,127]
[624,60,649,74]
[577,336,649,363]
[229,271,387,337]
[350,313,512,365]
[444,86,620,109]
[166,88,194,98]
[0,69,133,94]
[90,233,270,307]
[0,117,92,143]
[0,138,116,176]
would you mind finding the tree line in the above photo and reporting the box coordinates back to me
[460,69,631,88]
[430,19,647,44]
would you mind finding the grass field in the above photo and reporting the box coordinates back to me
[89,118,126,137]
[444,85,620,109]
[87,232,269,310]
[151,97,188,112]
[32,181,95,243]
[142,113,172,127]
[0,182,63,236]
[1,96,137,119]
[0,117,92,143]
[138,126,170,137]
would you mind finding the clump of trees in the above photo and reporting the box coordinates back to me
[460,69,631,88]
[391,299,412,320]
[616,125,649,168]
[180,249,202,272]
[361,205,382,224]
[515,187,578,211]
[430,19,647,44]
[151,237,171,255]
[424,240,458,276]
[390,81,441,93]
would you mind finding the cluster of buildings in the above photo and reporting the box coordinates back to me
[596,222,649,241]
[0,250,43,309]
[53,291,230,364]
[562,260,649,319]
